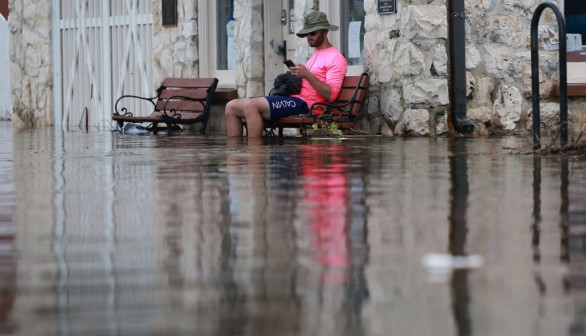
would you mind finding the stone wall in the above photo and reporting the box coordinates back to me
[360,0,584,136]
[8,0,52,128]
[152,0,200,88]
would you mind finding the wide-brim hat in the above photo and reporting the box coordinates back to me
[296,11,339,37]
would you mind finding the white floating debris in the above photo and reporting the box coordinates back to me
[422,253,484,270]
[121,123,151,135]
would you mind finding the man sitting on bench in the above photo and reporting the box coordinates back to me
[225,11,348,137]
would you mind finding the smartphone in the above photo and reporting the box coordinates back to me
[284,59,295,68]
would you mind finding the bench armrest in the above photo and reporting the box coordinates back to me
[310,100,355,122]
[114,95,158,117]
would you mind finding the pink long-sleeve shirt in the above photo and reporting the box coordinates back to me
[292,47,347,115]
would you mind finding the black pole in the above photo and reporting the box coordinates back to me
[530,2,568,150]
[448,0,474,135]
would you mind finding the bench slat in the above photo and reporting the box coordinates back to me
[157,100,206,112]
[163,112,204,122]
[159,89,209,100]
[112,111,163,122]
[162,78,217,88]
[335,90,356,102]
[341,76,362,86]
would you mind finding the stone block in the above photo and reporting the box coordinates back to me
[399,108,430,136]
[400,5,447,40]
[193,88,238,135]
[403,78,449,106]
[492,84,522,130]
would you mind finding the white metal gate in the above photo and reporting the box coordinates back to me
[53,0,153,129]
[0,15,11,120]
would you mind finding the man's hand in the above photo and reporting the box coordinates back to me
[289,65,333,101]
[289,64,311,79]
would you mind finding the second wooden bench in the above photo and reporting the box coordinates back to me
[113,77,219,133]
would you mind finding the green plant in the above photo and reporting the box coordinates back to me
[309,123,343,136]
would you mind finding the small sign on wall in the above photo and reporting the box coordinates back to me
[378,0,397,14]
[162,0,177,27]
[288,0,295,34]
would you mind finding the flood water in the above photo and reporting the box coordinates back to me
[0,120,585,335]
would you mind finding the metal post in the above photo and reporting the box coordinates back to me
[448,0,474,135]
[531,1,568,150]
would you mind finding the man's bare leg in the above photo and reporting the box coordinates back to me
[225,97,271,137]
[225,99,244,136]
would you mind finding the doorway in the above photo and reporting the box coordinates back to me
[322,0,365,75]
[264,0,298,94]
[264,1,366,90]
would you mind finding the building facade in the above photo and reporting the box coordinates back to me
[6,0,586,136]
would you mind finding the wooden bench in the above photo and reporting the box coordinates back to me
[113,77,219,133]
[266,72,369,136]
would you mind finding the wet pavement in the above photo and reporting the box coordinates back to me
[0,120,585,335]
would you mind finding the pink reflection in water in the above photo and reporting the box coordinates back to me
[300,144,350,283]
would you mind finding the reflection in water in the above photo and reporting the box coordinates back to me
[448,138,472,336]
[559,156,586,335]
[297,142,369,335]
[3,122,586,336]
[532,157,542,263]
[0,124,15,334]
[561,157,570,263]
[220,139,371,335]
[222,138,301,335]
[300,143,350,272]
[532,153,586,336]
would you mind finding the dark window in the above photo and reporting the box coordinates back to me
[340,0,365,66]
[217,0,235,70]
[565,0,586,45]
